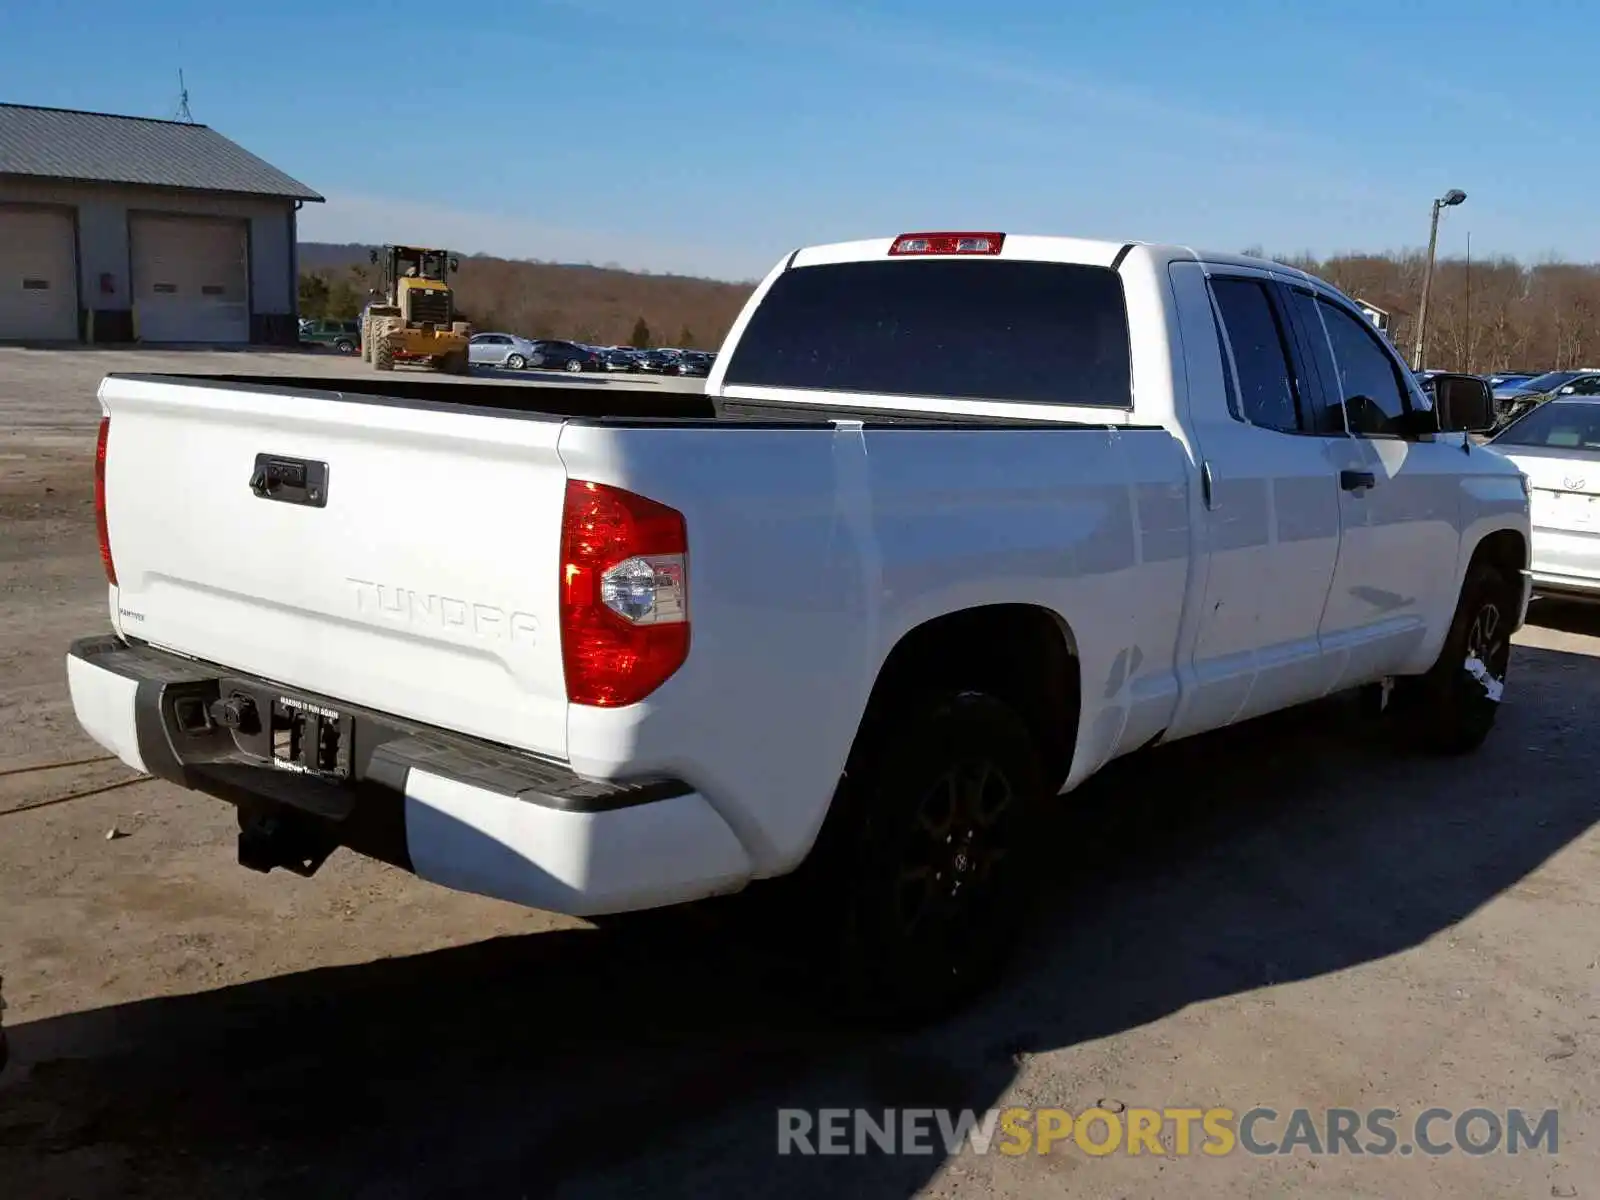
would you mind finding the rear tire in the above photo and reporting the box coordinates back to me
[334,338,354,354]
[506,353,526,371]
[778,692,1047,1026]
[1389,561,1515,755]
[566,358,584,373]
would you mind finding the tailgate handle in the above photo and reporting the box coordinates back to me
[250,454,328,508]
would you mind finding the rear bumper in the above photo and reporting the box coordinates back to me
[66,635,754,916]
[1530,571,1600,601]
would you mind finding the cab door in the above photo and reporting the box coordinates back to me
[1302,292,1465,684]
[1163,262,1348,739]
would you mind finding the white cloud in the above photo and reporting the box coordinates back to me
[297,190,769,281]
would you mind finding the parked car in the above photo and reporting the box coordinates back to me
[1487,372,1537,390]
[670,350,714,377]
[600,347,640,372]
[299,319,361,354]
[528,339,602,372]
[1487,396,1600,601]
[467,332,542,370]
[1493,369,1600,404]
[633,348,679,373]
[67,232,1525,1022]
[1493,368,1600,428]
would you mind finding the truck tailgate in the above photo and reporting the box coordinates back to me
[99,375,571,761]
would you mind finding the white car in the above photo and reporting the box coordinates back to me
[1488,396,1600,600]
[67,231,1529,1019]
[466,331,541,370]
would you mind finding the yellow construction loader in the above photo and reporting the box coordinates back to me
[360,245,472,373]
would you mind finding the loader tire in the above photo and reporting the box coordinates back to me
[372,326,395,372]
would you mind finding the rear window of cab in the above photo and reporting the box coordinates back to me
[722,258,1133,408]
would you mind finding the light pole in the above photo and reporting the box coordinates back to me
[1412,188,1467,370]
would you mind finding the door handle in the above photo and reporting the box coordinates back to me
[1201,460,1216,510]
[1340,469,1376,492]
[250,453,329,508]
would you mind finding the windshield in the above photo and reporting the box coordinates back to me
[1513,371,1580,393]
[1491,400,1600,450]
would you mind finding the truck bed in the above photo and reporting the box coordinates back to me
[108,372,1150,431]
[95,369,1187,776]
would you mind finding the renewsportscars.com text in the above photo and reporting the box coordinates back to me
[777,1106,1560,1158]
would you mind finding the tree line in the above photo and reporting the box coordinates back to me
[299,242,1600,370]
[1271,250,1600,373]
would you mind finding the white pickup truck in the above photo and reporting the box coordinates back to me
[69,232,1530,1018]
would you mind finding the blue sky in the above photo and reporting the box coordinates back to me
[8,0,1597,280]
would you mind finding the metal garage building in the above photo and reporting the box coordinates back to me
[0,103,322,345]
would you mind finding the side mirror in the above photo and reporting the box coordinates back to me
[1432,373,1496,435]
[449,257,460,272]
[1559,385,1576,394]
[369,249,379,264]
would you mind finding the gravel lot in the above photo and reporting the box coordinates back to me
[1,347,1598,1199]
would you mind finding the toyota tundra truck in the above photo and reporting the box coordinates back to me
[68,232,1530,1018]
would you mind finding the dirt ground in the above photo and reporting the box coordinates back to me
[1,347,1598,1199]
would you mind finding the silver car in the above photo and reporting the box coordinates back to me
[1488,397,1600,600]
[467,332,541,370]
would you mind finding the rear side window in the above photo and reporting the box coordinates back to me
[723,259,1132,407]
[1209,277,1300,432]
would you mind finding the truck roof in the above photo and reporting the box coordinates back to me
[786,234,1316,285]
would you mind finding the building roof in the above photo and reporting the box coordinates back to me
[0,103,323,202]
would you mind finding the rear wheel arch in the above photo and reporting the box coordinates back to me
[760,605,1081,1020]
[848,604,1081,793]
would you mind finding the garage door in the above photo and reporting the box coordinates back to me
[0,207,78,341]
[130,214,249,343]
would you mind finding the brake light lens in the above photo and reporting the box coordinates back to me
[560,480,689,707]
[889,231,1005,256]
[95,415,116,586]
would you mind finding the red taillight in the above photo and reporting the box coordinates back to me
[888,231,1005,256]
[95,415,116,586]
[560,480,689,707]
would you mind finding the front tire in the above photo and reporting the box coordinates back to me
[1390,561,1515,755]
[372,326,395,372]
[788,692,1046,1025]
